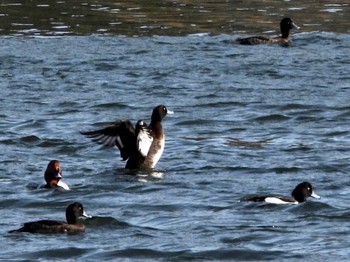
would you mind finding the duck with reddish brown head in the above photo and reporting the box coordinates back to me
[42,160,70,190]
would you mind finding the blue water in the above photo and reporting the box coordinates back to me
[1,32,350,261]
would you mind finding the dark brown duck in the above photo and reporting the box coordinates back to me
[9,202,90,234]
[237,17,300,45]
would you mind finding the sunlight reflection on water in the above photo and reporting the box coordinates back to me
[0,0,349,36]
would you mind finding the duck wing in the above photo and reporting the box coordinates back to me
[240,195,268,202]
[15,220,64,233]
[24,220,63,227]
[241,195,297,204]
[237,36,271,45]
[81,120,137,161]
[135,120,153,158]
[264,195,298,204]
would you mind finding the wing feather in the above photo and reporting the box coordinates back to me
[81,120,137,161]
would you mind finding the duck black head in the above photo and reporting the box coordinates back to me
[151,105,174,123]
[66,202,90,224]
[280,17,300,38]
[291,182,320,203]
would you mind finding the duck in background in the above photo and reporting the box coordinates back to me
[9,202,91,234]
[41,160,70,190]
[240,182,320,204]
[236,17,300,45]
[81,105,173,170]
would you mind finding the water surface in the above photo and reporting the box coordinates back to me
[1,1,350,261]
[0,0,349,35]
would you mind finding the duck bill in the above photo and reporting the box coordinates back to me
[311,191,320,199]
[167,109,174,115]
[55,172,63,179]
[292,22,300,30]
[56,180,70,190]
[82,211,92,218]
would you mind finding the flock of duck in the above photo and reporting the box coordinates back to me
[9,18,320,234]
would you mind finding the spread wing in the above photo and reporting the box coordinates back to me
[135,120,153,158]
[81,120,137,161]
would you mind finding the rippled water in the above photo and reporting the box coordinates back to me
[1,32,350,261]
[0,0,349,35]
[1,1,350,261]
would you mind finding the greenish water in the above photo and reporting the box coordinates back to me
[0,0,349,36]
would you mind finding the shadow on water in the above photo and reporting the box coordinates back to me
[0,0,349,36]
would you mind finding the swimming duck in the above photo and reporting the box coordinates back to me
[41,160,70,190]
[81,105,173,169]
[240,182,320,204]
[9,202,91,234]
[236,17,300,45]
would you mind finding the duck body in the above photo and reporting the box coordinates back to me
[41,160,70,190]
[237,17,300,45]
[236,36,289,45]
[15,219,86,234]
[81,105,173,170]
[240,182,320,204]
[9,202,90,234]
[242,195,299,205]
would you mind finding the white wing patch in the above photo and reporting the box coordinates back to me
[265,197,298,205]
[137,126,153,157]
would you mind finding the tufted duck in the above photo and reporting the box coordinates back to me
[236,17,300,45]
[9,202,91,234]
[81,105,173,169]
[240,182,320,204]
